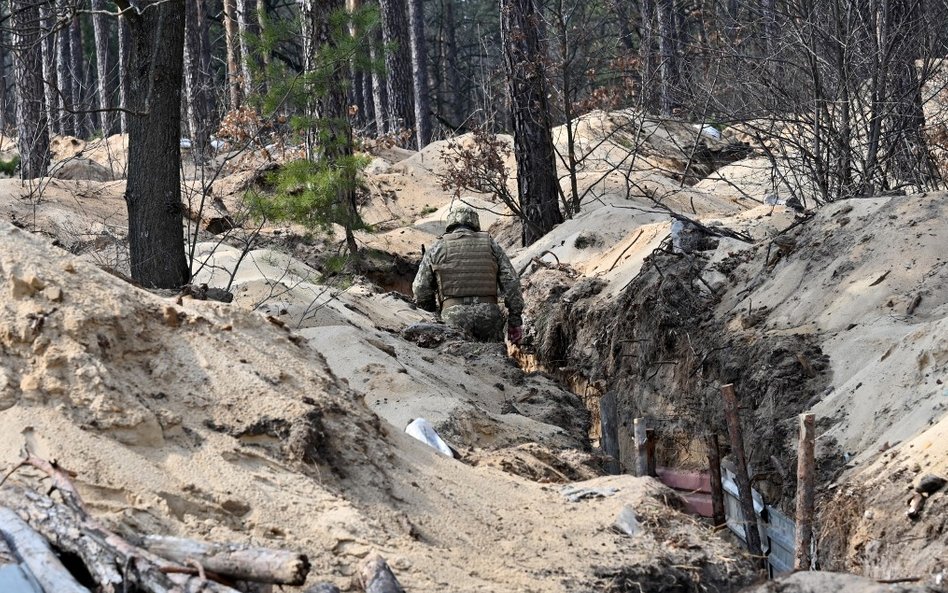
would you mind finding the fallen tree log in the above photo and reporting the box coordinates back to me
[0,506,91,593]
[141,535,310,585]
[0,486,240,593]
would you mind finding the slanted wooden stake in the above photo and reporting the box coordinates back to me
[633,418,648,477]
[705,433,726,528]
[720,383,763,558]
[794,412,816,570]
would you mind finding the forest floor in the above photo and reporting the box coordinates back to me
[0,110,944,592]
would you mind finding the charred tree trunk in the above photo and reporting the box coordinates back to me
[11,0,51,179]
[120,0,190,288]
[57,2,75,137]
[500,0,563,246]
[407,0,431,147]
[185,0,212,155]
[379,0,415,138]
[117,8,130,134]
[223,0,242,109]
[69,13,85,137]
[91,0,113,135]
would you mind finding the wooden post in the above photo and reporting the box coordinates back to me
[705,432,726,528]
[633,417,648,477]
[645,428,657,477]
[600,392,620,475]
[720,383,763,558]
[794,412,816,570]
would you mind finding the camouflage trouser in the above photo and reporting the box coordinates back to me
[441,303,505,342]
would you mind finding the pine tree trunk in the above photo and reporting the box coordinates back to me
[639,0,657,111]
[0,24,6,133]
[185,0,212,155]
[121,0,190,288]
[118,9,130,134]
[311,0,360,259]
[40,3,59,136]
[69,14,85,137]
[378,0,415,139]
[223,0,242,109]
[256,0,269,93]
[406,0,431,147]
[347,0,366,129]
[362,69,375,133]
[236,0,257,96]
[440,0,461,128]
[299,0,316,71]
[885,0,935,186]
[91,0,113,135]
[57,3,75,137]
[500,0,563,246]
[11,0,51,178]
[655,0,679,116]
[369,25,388,134]
[612,0,635,50]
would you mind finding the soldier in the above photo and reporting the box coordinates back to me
[412,205,524,343]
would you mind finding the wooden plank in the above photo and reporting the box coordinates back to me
[706,433,727,528]
[599,391,620,474]
[794,413,816,570]
[720,383,764,559]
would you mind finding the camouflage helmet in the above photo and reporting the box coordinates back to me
[445,204,481,232]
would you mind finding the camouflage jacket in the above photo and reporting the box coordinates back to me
[412,228,524,327]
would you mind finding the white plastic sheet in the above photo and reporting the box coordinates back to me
[405,418,454,457]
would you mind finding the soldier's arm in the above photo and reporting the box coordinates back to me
[491,240,524,327]
[412,246,440,312]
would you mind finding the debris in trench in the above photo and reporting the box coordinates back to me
[401,322,464,348]
[612,506,643,537]
[405,418,454,457]
[907,473,946,520]
[561,484,619,502]
[358,554,406,593]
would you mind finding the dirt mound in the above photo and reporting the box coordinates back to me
[519,191,948,577]
[49,157,116,182]
[469,443,602,483]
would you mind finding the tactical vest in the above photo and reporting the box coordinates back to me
[432,232,498,299]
